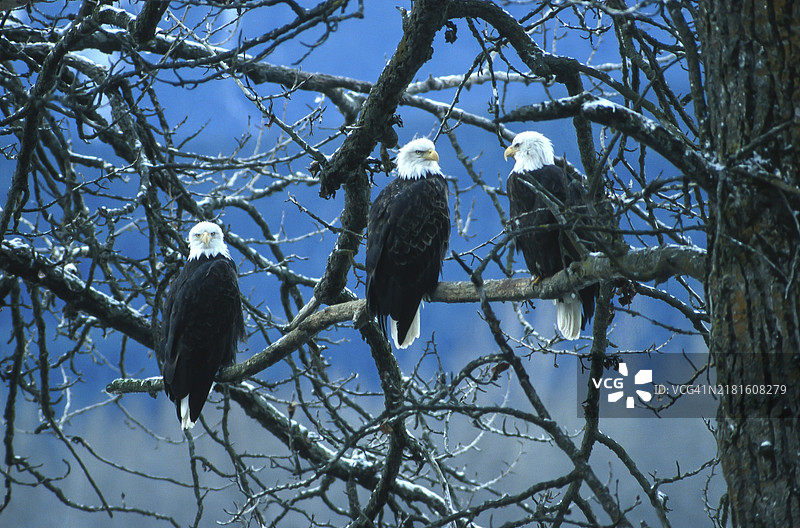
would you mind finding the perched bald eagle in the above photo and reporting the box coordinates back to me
[504,131,596,340]
[366,138,451,349]
[158,221,245,429]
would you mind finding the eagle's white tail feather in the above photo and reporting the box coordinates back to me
[179,396,196,430]
[556,295,582,340]
[391,305,422,349]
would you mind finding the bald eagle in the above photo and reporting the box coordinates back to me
[504,131,597,340]
[366,138,451,349]
[158,221,245,429]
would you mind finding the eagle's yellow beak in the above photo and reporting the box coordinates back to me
[423,149,440,162]
[504,145,517,161]
[200,231,212,247]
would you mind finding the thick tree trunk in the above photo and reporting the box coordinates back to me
[699,1,800,526]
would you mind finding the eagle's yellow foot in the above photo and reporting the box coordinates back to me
[532,275,542,285]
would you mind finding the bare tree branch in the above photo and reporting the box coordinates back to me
[317,0,451,198]
[106,244,706,394]
[0,240,153,347]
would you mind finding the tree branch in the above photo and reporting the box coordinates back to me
[500,94,718,188]
[105,244,706,394]
[316,0,450,198]
[1,1,100,241]
[0,239,153,347]
[226,384,450,516]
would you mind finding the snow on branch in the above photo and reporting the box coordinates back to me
[0,239,153,347]
[500,94,719,188]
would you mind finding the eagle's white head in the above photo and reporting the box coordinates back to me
[397,138,441,180]
[504,131,555,173]
[187,221,231,261]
